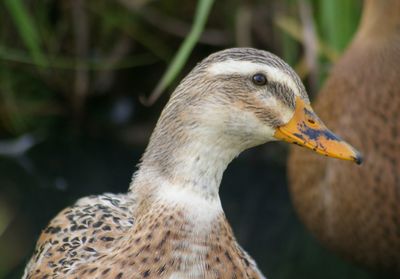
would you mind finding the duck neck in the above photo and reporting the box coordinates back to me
[143,135,236,198]
[357,0,400,41]
[130,113,244,208]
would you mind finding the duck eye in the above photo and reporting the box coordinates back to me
[252,74,267,86]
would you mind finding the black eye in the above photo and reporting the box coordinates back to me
[252,73,267,86]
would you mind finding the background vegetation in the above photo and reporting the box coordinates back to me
[0,0,381,278]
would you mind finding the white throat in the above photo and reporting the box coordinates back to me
[130,133,236,235]
[132,128,242,201]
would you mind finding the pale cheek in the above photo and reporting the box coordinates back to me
[257,95,294,127]
[194,101,277,146]
[226,110,276,145]
[274,102,294,124]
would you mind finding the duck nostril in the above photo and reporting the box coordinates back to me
[307,119,316,125]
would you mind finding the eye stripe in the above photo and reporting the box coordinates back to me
[204,48,307,93]
[207,60,302,98]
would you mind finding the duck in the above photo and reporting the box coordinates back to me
[23,48,361,279]
[288,0,400,274]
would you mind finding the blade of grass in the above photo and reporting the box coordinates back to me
[318,0,361,51]
[3,0,48,68]
[279,0,299,66]
[0,45,157,70]
[143,0,215,105]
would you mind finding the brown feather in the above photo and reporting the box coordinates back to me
[288,0,400,273]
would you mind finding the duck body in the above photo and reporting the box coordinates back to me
[24,48,361,278]
[288,0,400,273]
[24,193,262,278]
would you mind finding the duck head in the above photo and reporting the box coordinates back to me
[160,48,362,164]
[135,47,362,202]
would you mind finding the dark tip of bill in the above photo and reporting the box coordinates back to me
[353,153,363,165]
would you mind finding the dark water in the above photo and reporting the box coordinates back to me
[0,137,380,279]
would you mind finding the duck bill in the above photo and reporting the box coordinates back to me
[274,97,363,164]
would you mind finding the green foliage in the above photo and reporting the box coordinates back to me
[317,0,361,52]
[0,0,363,135]
[3,0,48,67]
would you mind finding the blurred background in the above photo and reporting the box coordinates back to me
[0,0,384,278]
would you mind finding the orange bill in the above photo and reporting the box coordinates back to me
[274,96,363,164]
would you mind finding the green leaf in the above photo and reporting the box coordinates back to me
[318,0,361,51]
[3,0,48,67]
